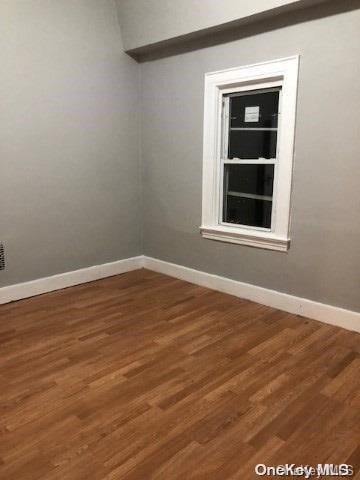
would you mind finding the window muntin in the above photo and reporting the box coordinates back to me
[224,164,275,197]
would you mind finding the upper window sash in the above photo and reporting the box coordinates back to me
[223,85,282,162]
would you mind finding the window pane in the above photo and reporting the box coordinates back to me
[225,164,274,197]
[223,196,272,229]
[223,164,274,228]
[230,90,280,128]
[229,130,277,159]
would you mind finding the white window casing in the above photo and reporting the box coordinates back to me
[200,56,299,252]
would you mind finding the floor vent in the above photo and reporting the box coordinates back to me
[0,243,5,271]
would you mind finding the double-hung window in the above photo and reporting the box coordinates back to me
[201,57,299,251]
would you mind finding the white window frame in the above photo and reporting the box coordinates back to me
[200,56,299,252]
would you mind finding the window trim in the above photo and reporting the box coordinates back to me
[200,56,299,252]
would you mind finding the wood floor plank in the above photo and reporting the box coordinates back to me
[0,268,359,479]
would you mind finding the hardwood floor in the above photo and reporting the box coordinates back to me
[0,269,359,479]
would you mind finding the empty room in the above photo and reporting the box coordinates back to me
[1,0,360,478]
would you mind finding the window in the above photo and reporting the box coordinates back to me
[201,57,299,251]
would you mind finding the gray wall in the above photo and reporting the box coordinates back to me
[115,0,313,53]
[0,0,142,287]
[1,1,359,312]
[140,6,360,311]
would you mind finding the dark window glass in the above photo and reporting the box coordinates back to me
[229,90,280,129]
[223,164,274,228]
[222,88,279,228]
[229,130,277,159]
[223,196,272,228]
[225,164,274,197]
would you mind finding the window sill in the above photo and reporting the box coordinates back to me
[200,225,289,252]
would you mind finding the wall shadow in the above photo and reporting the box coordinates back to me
[128,0,360,63]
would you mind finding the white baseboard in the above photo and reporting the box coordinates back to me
[143,256,360,333]
[1,254,358,334]
[0,256,144,305]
